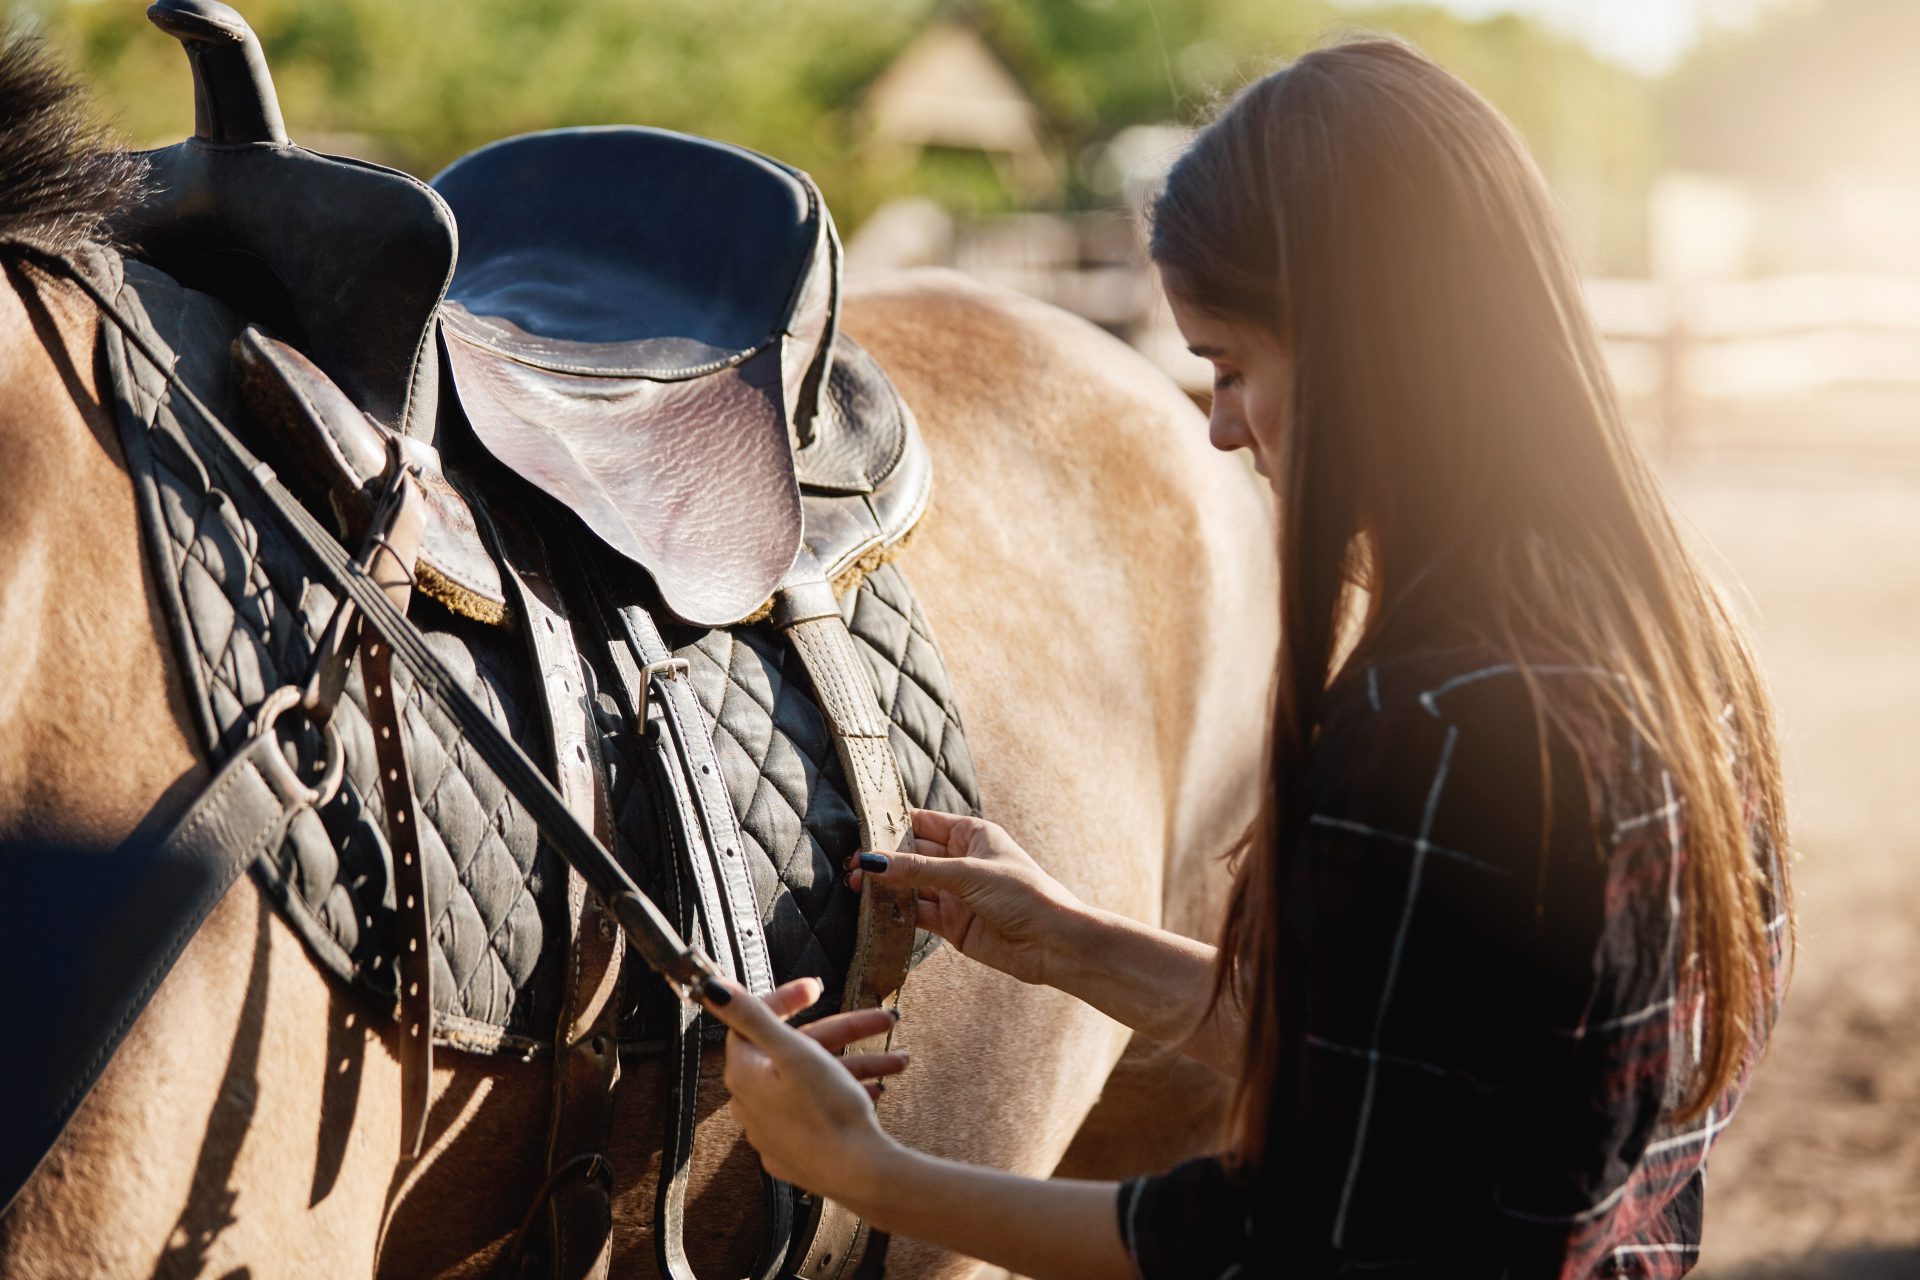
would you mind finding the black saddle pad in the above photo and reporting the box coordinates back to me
[102,255,978,1055]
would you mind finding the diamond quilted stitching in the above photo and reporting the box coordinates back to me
[140,374,566,1040]
[121,273,975,1057]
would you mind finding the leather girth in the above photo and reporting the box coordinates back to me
[773,563,920,1280]
[591,566,796,1280]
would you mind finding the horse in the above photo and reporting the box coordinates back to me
[0,37,1277,1280]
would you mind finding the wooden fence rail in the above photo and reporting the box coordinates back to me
[866,209,1920,437]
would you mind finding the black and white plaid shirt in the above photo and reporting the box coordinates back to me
[1119,643,1784,1279]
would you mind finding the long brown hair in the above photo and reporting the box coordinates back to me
[1149,38,1789,1169]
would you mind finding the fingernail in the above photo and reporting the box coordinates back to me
[873,1081,886,1095]
[888,1007,902,1023]
[842,854,858,871]
[699,976,731,1006]
[858,853,890,873]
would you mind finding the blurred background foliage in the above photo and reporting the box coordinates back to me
[0,0,1903,274]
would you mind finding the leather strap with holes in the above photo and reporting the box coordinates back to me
[585,561,793,1280]
[497,517,626,1280]
[349,473,432,1158]
[772,571,916,1035]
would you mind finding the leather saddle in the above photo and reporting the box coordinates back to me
[106,4,937,1278]
[118,0,928,630]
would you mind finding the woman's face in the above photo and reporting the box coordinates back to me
[1163,283,1294,481]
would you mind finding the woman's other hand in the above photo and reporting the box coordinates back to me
[846,810,1085,987]
[701,976,909,1200]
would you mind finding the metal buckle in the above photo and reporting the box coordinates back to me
[250,683,347,809]
[299,452,422,725]
[636,657,691,729]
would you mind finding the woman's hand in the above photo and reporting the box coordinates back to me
[846,810,1086,987]
[701,976,910,1201]
[857,811,1238,1069]
[703,974,1137,1280]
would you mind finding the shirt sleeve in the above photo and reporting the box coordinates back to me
[1117,1156,1255,1280]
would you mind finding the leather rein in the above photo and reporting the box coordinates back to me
[19,244,718,1037]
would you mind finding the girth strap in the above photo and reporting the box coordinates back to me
[597,584,796,1280]
[618,604,774,993]
[772,574,918,1027]
[773,566,919,1280]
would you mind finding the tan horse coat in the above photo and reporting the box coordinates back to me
[0,261,1276,1278]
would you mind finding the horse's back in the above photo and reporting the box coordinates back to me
[839,272,1276,1256]
[843,268,1275,925]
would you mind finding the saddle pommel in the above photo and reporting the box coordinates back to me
[146,0,288,146]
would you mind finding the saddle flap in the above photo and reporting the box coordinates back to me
[441,328,805,628]
[233,327,510,625]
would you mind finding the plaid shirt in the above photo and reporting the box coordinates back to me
[1119,643,1785,1279]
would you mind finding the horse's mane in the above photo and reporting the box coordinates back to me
[0,31,144,258]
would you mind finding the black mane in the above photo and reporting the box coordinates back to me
[0,31,144,256]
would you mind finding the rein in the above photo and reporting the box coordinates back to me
[16,242,718,1001]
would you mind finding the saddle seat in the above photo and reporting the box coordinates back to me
[430,127,841,626]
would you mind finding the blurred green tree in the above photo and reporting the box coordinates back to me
[7,0,1657,267]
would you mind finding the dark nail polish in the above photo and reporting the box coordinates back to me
[888,1007,902,1023]
[858,852,890,873]
[699,976,731,1006]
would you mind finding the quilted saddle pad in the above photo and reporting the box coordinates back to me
[106,254,979,1057]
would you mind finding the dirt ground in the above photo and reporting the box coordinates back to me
[1655,390,1920,1278]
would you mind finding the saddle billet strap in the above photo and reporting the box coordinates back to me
[365,634,435,1156]
[771,572,917,1023]
[36,244,718,1004]
[771,569,917,1280]
[597,585,798,1280]
[571,572,758,1280]
[340,471,436,1158]
[494,517,626,1280]
[616,602,778,994]
[639,693,793,1280]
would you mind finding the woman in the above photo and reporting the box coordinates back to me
[700,37,1790,1278]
